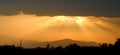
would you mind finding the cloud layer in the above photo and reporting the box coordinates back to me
[0,0,120,17]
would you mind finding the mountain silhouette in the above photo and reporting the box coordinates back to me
[21,39,99,48]
[38,39,99,47]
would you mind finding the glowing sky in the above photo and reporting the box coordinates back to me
[0,0,120,45]
[0,13,120,44]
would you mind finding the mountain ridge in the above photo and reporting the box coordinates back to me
[22,39,99,48]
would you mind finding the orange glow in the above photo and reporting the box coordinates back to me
[0,14,120,44]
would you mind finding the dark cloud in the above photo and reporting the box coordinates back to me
[0,0,120,17]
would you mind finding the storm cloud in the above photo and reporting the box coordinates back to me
[0,0,120,17]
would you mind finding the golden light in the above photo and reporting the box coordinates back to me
[53,16,73,21]
[52,16,87,24]
[0,13,119,44]
[74,16,87,24]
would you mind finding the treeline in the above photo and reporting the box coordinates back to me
[0,39,120,55]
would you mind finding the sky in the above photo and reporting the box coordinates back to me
[0,0,120,45]
[0,0,120,17]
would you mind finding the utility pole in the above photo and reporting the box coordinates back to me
[19,40,22,47]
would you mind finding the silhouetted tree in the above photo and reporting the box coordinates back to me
[65,43,80,51]
[114,38,120,47]
[46,44,50,49]
[100,43,108,48]
[108,44,113,48]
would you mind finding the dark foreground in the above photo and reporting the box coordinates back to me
[0,39,120,55]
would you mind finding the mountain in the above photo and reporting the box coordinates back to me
[38,39,99,47]
[22,39,99,48]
